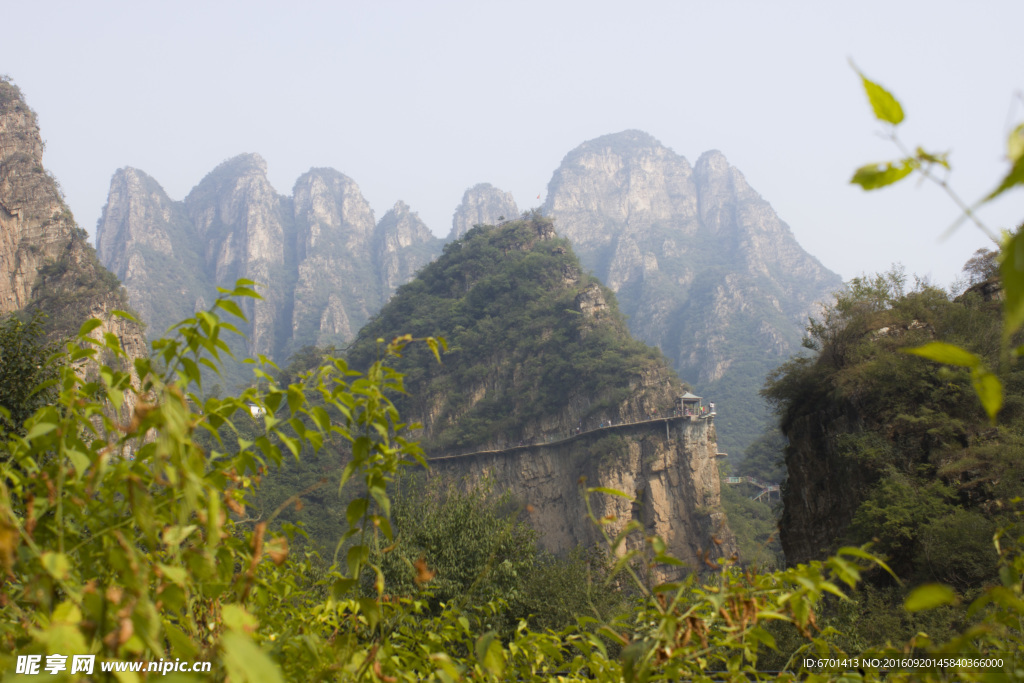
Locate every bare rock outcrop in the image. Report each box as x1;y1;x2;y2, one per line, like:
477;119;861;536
449;183;520;240
290;168;376;350
96;167;205;338
0;79;77;314
375;201;442;300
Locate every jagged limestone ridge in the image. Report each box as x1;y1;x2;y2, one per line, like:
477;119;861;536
543;130;841;455
96;156;445;373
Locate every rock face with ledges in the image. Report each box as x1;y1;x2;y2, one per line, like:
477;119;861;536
96;167;206;339
432;416;730;582
544;131;841;455
290;168;376;350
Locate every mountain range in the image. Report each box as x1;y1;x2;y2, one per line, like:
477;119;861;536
95;131;840;455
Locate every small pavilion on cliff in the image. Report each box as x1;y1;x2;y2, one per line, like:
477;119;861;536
678;392;703;416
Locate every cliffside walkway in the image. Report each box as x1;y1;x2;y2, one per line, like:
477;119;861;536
428;411;715;463
724;476;780;502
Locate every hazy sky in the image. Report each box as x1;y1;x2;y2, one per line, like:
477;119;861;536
2;2;1021;288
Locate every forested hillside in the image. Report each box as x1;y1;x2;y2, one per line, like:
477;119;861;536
347;213;684;452
750;253;1024;654
767;259;1023;583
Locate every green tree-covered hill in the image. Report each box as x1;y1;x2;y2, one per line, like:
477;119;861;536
348;214;685;453
766;264;1024;589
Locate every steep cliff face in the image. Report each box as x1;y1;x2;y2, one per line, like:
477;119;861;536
432;417;730;578
0;80;78;314
374;201;442;300
290;168;375;350
778;406;875;566
544;131;841;454
184;154;295;360
0;77;148;427
95;167;207;338
449;183;520;240
349;216;734;565
96;158;444;369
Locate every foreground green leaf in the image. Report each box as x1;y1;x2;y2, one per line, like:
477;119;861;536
850;160;915;190
1001;229;1024;339
857;69;905;125
902;341;981;368
905;583;957;612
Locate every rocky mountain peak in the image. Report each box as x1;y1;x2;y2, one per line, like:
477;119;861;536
544;130;840;455
544;130;699;269
694;149;729;175
96;167;176;269
0;81;45;165
211;152;268;179
375;200;441;300
377;201;432;244
184;153;277;236
293;167;375;257
96;165;202;339
569;129;663;157
449;183;519;240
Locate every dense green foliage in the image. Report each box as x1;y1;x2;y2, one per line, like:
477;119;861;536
348;215;679;451
718;474;783;572
733;427;787;483
765;265;1024;585
376;478;626;634
1;285;1023;681
0;311;61;435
